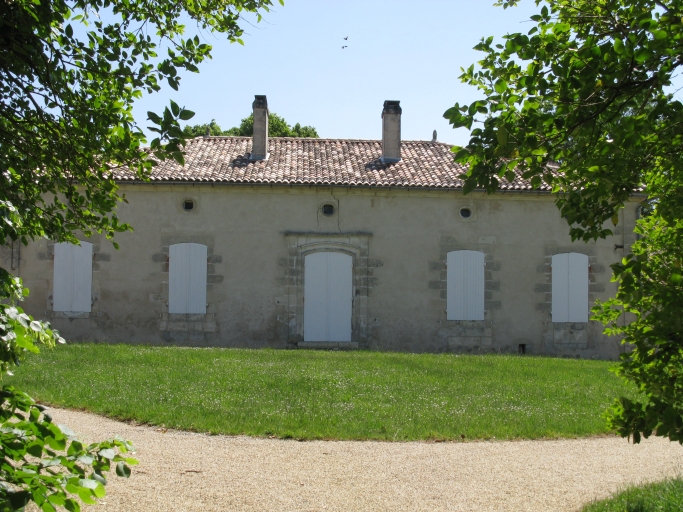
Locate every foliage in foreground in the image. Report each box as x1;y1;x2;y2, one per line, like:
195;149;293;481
594;216;683;443
2;0;282;507
183;113;319;138
0;278;137;511
444;0;683;443
0;387;136;512
10;346;635;441
582;478;683;512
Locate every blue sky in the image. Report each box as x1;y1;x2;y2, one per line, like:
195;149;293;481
134;1;543;146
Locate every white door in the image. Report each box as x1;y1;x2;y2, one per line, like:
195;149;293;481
304;252;353;342
53;241;93;312
552;252;589;322
169;243;207;314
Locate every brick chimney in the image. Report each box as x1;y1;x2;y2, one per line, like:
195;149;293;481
381;100;402;163
250;95;269;161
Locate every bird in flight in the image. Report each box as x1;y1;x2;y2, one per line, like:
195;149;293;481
342;45;347;49
344;36;348;40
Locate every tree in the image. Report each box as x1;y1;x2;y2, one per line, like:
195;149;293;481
444;0;683;443
183;113;319;138
182;120;228;138
1;0;281;507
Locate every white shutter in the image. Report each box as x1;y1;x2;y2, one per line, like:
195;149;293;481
53;243;73;312
53;242;92;312
552;252;589;322
326;252;353;342
169;244;188;314
447;250;485;321
169;243;207;314
304;252;353;342
552;253;570;322
187;243;207;314
71;242;93;312
568;253;589;322
304;252;329;341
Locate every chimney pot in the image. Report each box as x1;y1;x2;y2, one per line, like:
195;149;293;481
250;95;269;160
381;100;402;163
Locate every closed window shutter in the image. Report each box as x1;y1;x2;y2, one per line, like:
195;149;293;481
187;244;208;314
71;242;93;312
169;243;207;314
53;242;92;312
53;243;73;312
552;252;589;322
169;244;188;314
447;250;485;321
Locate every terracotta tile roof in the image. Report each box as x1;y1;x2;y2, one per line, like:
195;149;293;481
113;137;549;191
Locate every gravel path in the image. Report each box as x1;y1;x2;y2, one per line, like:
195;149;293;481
39;408;683;511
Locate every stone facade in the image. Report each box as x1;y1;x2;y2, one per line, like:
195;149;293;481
5;184;640;358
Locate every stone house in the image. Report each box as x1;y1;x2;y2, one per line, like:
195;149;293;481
3;96;640;358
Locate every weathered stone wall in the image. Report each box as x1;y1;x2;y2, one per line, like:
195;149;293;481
11;184;640;358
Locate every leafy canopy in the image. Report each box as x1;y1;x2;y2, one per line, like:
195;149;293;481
183;114;319;138
445;0;683;443
1;0;281;248
1;0;281;507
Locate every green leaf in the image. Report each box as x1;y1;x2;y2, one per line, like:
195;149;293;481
47;436;67;451
496;127;508;146
8;491;30;509
64;499;81;512
179;110;195;121
147;112;162;124
26;441;44;458
116;461;131;478
634;48;649;63
77;488;97;505
91;472;107;486
494;79;507;94
613;38;624;54
40;501;57;512
93;483;106;499
98;448;116;459
58;424;75;437
47;493;66;506
79;479;99;490
77;454;94;465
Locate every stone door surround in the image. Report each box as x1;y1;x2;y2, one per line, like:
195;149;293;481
284;232;372;349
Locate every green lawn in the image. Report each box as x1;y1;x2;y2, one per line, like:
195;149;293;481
582;478;683;512
9;345;635;441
